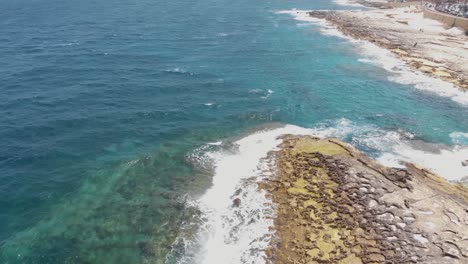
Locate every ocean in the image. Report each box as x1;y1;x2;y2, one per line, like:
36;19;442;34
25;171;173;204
0;0;467;263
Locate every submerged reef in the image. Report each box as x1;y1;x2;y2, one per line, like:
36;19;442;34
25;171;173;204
261;136;468;263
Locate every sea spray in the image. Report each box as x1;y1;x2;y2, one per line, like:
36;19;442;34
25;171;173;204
377;145;468;181
171;120;468;263
173;125;311;264
450;132;468;145
333;0;365;8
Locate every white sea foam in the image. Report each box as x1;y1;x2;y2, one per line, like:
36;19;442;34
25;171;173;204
450;131;468;145
172;119;468;263
174;125;313;264
317;119;468;181
276;10;351;39
334;0;365;8
207;141;222;146
277;10;468;106
378;145;468;181
296;22;313;27
55;42;80;47
356;42;468;106
248;88;263;94
164;67;194;75
248;88;274;99
261;89;274;99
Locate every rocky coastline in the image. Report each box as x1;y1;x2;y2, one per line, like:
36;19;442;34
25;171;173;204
308;5;468;91
261;136;468;263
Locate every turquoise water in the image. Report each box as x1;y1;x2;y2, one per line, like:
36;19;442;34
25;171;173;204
1;0;467;263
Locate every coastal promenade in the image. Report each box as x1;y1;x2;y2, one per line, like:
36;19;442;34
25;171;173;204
423;7;468;30
364;1;468;30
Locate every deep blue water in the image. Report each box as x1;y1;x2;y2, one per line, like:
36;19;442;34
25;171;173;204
1;0;467;263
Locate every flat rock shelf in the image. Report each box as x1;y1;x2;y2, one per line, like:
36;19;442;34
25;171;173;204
308;8;468;91
261;136;468;264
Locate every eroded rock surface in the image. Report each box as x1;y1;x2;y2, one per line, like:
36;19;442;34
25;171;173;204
262;136;468;263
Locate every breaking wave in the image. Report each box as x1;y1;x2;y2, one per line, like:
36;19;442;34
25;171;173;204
169;119;467;263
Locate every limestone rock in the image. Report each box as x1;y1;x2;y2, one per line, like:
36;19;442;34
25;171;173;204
262;136;468;264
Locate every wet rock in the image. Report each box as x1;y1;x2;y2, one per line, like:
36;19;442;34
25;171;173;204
232;198;241;207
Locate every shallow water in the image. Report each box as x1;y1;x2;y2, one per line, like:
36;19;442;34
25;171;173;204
0;0;467;263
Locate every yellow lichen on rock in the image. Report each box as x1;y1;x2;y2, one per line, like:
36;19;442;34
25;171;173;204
265;137;367;263
418;65;433;73
433;70;451;77
263;136;468;264
293;137;349;156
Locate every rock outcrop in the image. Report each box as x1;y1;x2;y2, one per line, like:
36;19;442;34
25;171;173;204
262;136;468;263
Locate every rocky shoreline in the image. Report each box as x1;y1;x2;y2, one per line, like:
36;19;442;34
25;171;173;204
261;136;468;263
308;6;468;90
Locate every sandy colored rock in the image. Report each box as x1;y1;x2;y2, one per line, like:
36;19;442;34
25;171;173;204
434;70;452;77
418;65;434;73
262;136;468;264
